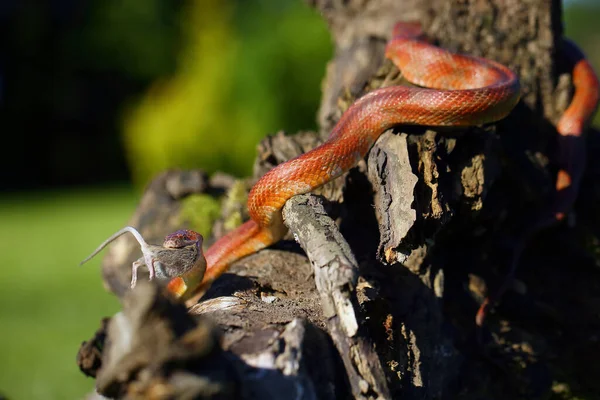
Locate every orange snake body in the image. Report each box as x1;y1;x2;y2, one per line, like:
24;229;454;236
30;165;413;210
554;39;599;220
167;23;598;301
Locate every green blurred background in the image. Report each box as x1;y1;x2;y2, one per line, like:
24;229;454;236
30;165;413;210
0;0;597;398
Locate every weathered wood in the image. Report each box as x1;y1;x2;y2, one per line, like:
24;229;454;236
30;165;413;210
79;280;348;399
282;194;390;399
367;132;419;264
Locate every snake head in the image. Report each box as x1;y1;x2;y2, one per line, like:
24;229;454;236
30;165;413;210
128;229;207;299
163;229;203;250
159;230;208;300
391;21;423;39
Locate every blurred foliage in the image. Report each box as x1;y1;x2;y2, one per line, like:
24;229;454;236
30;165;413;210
77;0;180;80
0;0;183;190
122;0;332;186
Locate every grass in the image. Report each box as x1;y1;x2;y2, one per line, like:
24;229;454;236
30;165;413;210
0;186;138;399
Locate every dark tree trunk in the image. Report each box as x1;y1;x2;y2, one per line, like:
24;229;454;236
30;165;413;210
77;0;600;399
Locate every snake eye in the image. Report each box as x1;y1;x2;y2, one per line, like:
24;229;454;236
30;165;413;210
163;230;203;248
